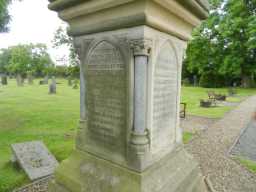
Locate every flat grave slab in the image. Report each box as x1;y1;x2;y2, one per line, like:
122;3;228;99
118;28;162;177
11;141;59;181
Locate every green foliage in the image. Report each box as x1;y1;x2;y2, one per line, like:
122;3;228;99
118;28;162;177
0;0;11;32
53;26;80;78
183;132;193;144
0;44;54;77
184;0;256;88
237;157;256;173
0;48;11;73
0;79;79;191
8;45;31;75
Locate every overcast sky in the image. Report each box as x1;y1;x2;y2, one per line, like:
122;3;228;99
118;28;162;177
0;0;69;65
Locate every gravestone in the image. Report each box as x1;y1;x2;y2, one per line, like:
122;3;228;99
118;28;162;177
67;76;73;86
27;73;34;85
43;76;49;84
1;74;7;85
49;77;56;94
72;79;79;89
11;141;59;181
48;1;209;192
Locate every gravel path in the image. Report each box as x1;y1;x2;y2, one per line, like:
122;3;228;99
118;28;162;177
185;95;256;192
181;115;218;133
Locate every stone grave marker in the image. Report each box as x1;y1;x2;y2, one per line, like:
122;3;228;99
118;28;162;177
49;77;56;94
48;1;209;192
11;141;59;181
1;74;7;85
27;73;34;85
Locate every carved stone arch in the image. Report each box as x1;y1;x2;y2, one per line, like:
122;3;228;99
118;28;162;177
82;38;130;165
151;40;179;154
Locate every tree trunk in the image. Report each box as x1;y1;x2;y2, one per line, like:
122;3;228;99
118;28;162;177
241;74;254;88
16;74;23;87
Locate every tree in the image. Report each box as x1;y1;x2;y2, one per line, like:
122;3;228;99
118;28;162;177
8;44;31;76
0;0;11;32
0;48;11;74
30;43;54;77
184;0;256;88
53;26;80;78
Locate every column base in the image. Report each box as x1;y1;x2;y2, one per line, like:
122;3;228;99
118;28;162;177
49;148;207;192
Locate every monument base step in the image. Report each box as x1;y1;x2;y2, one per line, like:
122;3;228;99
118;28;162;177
49;147;207;192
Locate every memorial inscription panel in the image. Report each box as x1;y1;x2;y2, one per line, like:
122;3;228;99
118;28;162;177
86;41;127;157
152;42;178;153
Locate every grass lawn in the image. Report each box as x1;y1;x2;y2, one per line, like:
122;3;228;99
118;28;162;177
0;80;256;191
237;157;256;174
0;79;79;192
181;86;256;118
183;132;194;144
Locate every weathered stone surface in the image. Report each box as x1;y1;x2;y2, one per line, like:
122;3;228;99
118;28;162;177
49;77;57;94
11;141;59;180
48;0;209;191
152;42;178;154
48;148;207;192
84;40;127;162
27;73;34;85
48;0;209;41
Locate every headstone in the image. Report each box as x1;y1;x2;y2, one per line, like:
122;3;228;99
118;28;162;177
48;1;209;192
72;79;79;89
1;74;7;85
16;74;23;86
67;76;73;86
49;77;56;94
27;73;34;85
43;76;49;85
193;75;198;86
11;141;59;181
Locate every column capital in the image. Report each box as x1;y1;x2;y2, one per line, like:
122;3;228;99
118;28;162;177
129;39;152;56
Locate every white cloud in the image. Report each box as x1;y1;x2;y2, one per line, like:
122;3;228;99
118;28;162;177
0;0;69;65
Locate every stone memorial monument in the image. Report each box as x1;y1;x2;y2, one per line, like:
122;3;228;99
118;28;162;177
48;1;209;192
11;141;59;181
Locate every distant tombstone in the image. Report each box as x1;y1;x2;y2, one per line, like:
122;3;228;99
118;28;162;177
16;74;23;86
43;76;49;84
27;73;34;85
1;75;7;85
72;79;79;89
11;141;59;180
67;76;72;86
193;75;198;87
49;77;56;94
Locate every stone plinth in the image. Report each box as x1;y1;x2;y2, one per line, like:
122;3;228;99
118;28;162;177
48;1;209;192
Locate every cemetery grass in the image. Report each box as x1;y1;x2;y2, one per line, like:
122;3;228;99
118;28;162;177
181;86;256;118
237;157;256;173
0;79;79;192
0;81;256;191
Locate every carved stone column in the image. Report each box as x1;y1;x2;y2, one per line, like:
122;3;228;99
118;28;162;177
129;39;152;170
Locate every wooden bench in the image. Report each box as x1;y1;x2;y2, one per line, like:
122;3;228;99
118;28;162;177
207;91;217;106
180;102;187;119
